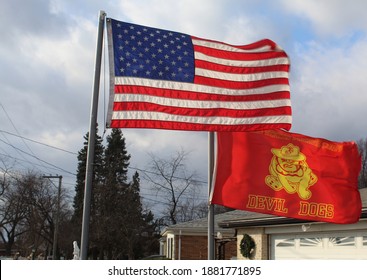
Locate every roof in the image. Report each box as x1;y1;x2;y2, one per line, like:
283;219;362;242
161;211;246;236
161;188;367;234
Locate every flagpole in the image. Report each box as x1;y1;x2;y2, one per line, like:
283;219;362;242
208;131;215;260
80;10;106;260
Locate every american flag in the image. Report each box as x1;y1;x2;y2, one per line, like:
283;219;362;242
106;18;291;131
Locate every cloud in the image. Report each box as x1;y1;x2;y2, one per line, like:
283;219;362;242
123;130;208;180
280;0;367;36
290;37;367;141
1;0;367;201
0;11;98;133
0;0;70;44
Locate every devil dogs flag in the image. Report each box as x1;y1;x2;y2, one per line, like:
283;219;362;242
211;129;362;224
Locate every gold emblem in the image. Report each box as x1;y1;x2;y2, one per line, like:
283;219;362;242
265;143;317;200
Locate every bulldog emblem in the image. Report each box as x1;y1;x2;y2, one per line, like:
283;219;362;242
265;143;317;200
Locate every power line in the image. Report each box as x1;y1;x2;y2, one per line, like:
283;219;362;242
0;138;76;176
0;152;72;174
0;103;54;174
128;166;208;185
0;143;31;171
0;130;36;170
0;129;77;155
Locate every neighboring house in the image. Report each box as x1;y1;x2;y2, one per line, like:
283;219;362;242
160;211;242;260
160;188;367;260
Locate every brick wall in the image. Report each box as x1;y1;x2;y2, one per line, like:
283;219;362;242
173;235;237;260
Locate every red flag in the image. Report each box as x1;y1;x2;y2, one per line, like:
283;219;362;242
106;18;291;131
211;129;362;224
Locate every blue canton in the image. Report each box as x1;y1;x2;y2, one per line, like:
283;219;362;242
111;19;195;83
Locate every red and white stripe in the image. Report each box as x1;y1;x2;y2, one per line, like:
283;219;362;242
108;37;291;131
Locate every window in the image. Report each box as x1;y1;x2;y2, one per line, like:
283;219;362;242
276;239;295;247
300;238;323;247
363;236;367;247
167;236;174;259
328;236;355;247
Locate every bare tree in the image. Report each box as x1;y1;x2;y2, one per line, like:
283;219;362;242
144;149;205;225
0;170;72;258
0;173;29;256
0;158;14;198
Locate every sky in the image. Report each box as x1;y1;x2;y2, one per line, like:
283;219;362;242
1;0;367;215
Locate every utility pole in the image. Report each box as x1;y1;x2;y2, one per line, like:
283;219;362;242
43;175;62;260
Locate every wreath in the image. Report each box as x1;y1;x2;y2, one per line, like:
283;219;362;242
239;234;255;258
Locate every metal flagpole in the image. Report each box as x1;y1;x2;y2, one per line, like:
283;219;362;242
80;10;106;260
208;131;215;259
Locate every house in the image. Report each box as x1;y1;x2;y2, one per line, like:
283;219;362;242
219;188;367;260
160;211;242;260
160;188;367;260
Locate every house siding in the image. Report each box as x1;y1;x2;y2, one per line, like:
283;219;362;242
237;228;268;260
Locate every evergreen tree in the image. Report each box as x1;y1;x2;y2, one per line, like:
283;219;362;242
96;128;131;259
101;129;158;259
104;128;131;185
123;171;146;259
72;126;104;250
72;128;159;259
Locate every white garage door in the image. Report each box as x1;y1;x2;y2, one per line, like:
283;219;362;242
271;231;367;259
